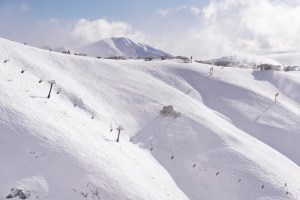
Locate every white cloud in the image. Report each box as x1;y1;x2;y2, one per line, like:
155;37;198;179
201;0;300;53
156;6;202;17
239;0;300;52
189;6;201;16
2;0;300;60
156;9;170;17
0;1;29;15
154;0;300;59
49;18;58;23
70;18;147;46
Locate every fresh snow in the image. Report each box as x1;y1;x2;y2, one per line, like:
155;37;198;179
0;37;300;200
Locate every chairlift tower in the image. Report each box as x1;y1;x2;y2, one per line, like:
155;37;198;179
47;80;56;99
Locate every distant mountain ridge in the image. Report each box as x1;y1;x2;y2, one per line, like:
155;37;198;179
197;55;282;69
76;37;172;58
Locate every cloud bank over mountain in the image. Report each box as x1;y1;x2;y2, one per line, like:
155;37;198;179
151;0;300;59
1;0;300;59
70;19;146;47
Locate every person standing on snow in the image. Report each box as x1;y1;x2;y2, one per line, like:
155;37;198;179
275;93;279;102
209;67;214;75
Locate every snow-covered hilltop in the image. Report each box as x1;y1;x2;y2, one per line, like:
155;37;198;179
263;51;300;68
76;37;172;58
1;37;300;200
197;55;282;69
197;54;300;71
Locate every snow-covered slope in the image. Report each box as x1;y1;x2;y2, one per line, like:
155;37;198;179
76;37;171;58
0;38;300;200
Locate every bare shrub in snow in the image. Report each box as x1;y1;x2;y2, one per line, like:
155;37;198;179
161;55;174;60
3;58;10;63
257;64;281;71
105;56;126;60
284;66;300;71
74;52;87;56
6;188;30;199
214;60;231;67
62;50;71;55
160;105;181;118
176;56;190;63
145;57;153;61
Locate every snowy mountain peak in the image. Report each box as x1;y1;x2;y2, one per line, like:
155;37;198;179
77;37;172;58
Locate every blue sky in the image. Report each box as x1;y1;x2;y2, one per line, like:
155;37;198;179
0;0;209;52
0;0;209;21
1;0;300;59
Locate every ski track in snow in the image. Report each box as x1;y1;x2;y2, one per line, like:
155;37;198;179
0;38;300;200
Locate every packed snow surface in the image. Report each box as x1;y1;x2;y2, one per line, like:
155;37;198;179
0;37;300;200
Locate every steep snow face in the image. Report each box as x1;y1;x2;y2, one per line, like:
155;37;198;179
0;37;300;200
77;37;171;58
